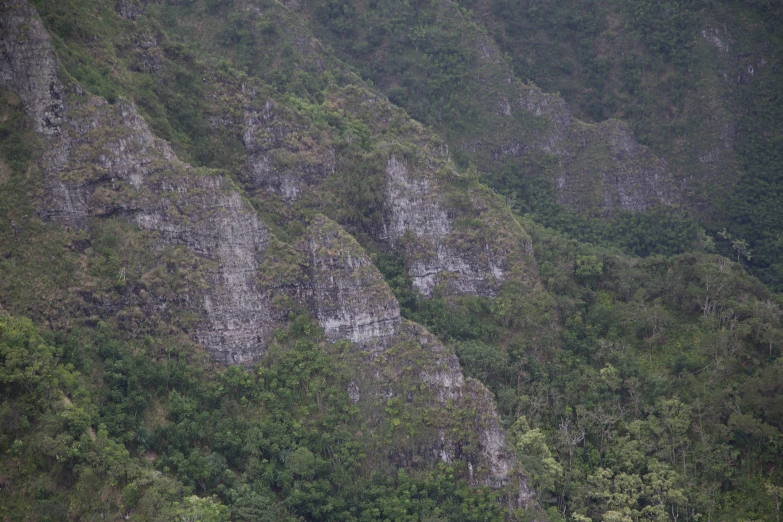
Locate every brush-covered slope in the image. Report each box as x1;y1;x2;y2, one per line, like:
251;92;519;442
296;0;679;216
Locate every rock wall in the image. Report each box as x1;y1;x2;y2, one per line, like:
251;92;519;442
344;319;535;506
216;79;540;301
302;215;400;351
0;1;275;364
240;95;336;202
0;0;65;135
383;155;516;296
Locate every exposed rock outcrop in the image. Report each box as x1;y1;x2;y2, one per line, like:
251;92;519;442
0;2;275;364
403;322;520;491
116;0;143;20
343;319;535;506
0;0;65;135
240;96;336;201
382;154;530;297
302;215;400;350
550;118;677;213
0;0;539;509
491;82;678;215
218;80;540;301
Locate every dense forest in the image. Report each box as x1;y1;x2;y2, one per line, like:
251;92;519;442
1;0;782;521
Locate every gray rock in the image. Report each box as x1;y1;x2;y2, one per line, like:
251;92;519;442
0;0;65;135
302;215;401;351
240;97;335;201
116;0;143;20
381;155;524;297
1;2;275;363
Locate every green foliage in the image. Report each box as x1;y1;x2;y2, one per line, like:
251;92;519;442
5;1;783;520
316;0;356;36
510;417;563;499
410;295;501;342
488;161;703;258
721;63;783;290
478;0;783;290
0;314;506;521
575;255;603;288
0;315;78;410
174;495;230;522
456;220;783;520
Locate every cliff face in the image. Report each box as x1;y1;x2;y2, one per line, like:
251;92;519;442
209;75;539;301
475;58;679;215
240;95;337;202
0;0;64;135
383;154;530;297
342;317;534;504
0;0;539;355
295;218;532;499
0;0;275;364
302;215;401;350
0;0;537;505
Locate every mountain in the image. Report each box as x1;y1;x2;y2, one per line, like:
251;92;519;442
0;0;781;521
298;0;783;290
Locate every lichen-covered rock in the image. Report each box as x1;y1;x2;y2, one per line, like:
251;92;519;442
130;30;165;75
400;322;517;489
302;215;400;350
131;176;274;365
255;213;535;501
382;154;536;297
0;1;275;364
0;0;65;135
294;0;682;216
482;28;680;216
213;77;541;301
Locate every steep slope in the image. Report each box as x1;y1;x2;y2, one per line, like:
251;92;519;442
0;0;540;514
463;0;783;289
299;0;783;289
1;0;541;354
210;77;540;299
2;0;277;364
297;0;680;215
2;1;782;521
297;215;533;501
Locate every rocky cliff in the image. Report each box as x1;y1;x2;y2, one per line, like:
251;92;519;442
301;215;401;350
1;0;279;364
0;0;64;135
0;0;538;507
207;73;540;301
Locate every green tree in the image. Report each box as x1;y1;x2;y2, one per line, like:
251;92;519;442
175;495;230;522
511;416;563;498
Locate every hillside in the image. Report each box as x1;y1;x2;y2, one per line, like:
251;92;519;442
0;0;782;521
299;0;783;291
